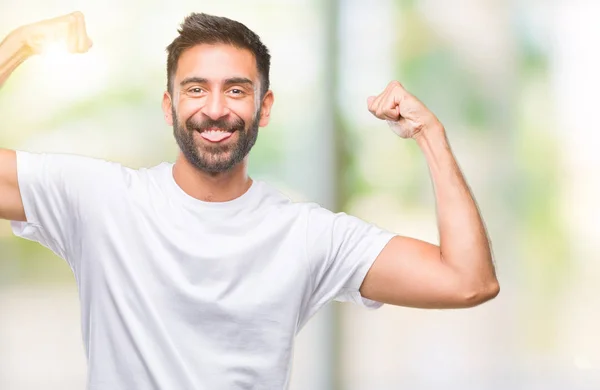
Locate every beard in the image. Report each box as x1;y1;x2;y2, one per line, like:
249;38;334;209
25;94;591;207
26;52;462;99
172;108;260;174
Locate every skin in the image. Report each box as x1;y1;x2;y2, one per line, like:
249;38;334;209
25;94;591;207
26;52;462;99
0;11;499;310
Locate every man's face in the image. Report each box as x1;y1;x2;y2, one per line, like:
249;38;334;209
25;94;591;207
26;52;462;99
163;44;273;174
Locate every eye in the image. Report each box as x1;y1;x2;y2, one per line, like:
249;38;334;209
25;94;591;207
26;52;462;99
188;87;204;94
228;88;244;96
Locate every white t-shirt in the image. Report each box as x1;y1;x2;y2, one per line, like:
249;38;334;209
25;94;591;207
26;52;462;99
10;151;396;390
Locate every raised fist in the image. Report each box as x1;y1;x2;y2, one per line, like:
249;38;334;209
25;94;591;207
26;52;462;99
367;81;442;139
17;11;93;55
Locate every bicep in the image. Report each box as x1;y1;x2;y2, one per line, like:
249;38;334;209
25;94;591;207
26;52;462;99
0;148;26;221
360;235;472;309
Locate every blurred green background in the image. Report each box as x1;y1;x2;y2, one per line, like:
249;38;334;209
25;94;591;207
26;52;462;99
1;0;599;389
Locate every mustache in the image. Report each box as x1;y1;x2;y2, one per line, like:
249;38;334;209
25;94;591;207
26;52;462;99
186;116;246;133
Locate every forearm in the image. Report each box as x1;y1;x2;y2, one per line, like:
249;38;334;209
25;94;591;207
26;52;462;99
415;125;497;290
0;29;31;88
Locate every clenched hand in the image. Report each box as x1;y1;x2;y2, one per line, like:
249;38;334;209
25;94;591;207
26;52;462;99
18;11;93;55
367;81;443;139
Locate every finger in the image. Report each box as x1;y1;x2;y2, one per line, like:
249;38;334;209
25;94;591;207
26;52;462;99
368;81;393;113
67;13;78;52
75;12;87;52
374;89;395;119
369;94;385;118
382;106;400;121
80;17;93;51
367;95;383;116
376;82;400;116
367;96;376;110
385;92;403;121
374;95;385;118
386;87;409;120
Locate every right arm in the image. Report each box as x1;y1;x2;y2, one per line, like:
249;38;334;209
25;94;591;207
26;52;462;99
0;149;24;221
0;30;30;221
0;12;92;222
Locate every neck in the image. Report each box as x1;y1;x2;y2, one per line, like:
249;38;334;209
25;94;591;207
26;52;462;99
172;153;252;202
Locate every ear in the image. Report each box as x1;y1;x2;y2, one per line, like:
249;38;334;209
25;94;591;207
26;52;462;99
258;90;275;128
162;91;174;126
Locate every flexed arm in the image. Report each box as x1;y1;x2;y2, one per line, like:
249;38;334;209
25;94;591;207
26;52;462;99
0;11;92;221
360;81;499;309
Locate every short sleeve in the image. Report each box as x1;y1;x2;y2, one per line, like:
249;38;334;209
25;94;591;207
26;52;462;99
10;151;121;268
304;205;396;315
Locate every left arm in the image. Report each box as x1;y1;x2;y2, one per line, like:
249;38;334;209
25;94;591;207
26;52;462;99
359;81;499;309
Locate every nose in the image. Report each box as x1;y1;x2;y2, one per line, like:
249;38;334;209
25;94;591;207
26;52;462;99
200;93;231;121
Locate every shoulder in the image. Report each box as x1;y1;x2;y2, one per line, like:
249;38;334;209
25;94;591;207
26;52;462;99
27;152;172;200
254;180;329;216
14;151;130;191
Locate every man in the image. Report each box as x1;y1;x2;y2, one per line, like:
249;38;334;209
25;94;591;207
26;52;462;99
0;11;499;390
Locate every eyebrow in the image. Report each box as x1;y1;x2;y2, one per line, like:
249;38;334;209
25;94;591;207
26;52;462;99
179;77;254;88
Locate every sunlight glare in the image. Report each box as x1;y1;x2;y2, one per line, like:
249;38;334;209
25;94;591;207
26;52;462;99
40;41;70;64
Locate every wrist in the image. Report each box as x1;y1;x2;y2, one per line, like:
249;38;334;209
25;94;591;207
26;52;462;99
3;26;36;60
413;124;453;175
8;27;35;58
413;123;447;147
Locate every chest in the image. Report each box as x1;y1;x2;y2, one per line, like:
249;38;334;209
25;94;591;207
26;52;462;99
79;196;312;330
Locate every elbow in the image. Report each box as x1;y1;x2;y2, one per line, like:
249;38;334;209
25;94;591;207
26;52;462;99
461;279;500;307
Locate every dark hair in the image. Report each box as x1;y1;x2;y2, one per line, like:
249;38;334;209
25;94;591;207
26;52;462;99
166;13;271;98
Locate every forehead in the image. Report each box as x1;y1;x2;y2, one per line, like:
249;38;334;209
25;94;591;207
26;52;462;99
175;44;258;84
